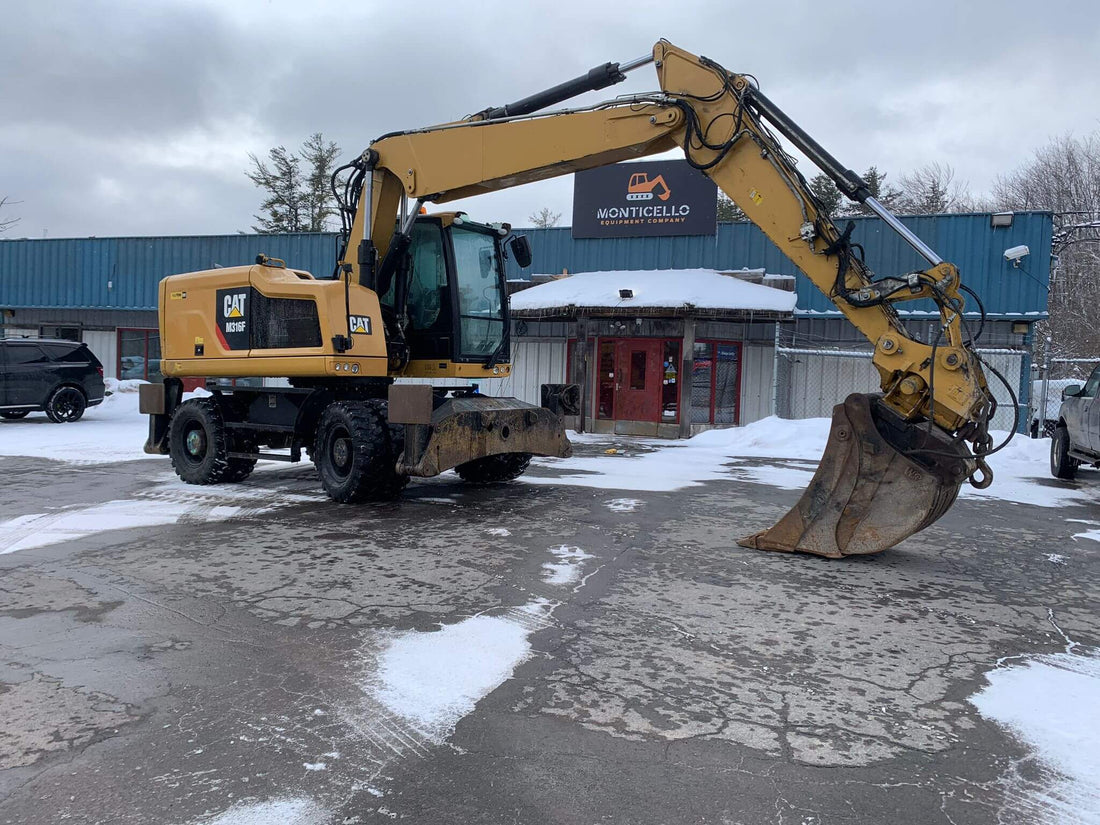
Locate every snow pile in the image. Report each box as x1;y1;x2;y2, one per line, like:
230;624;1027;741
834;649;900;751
962;431;1093;507
971;648;1100;822
509;269;797;313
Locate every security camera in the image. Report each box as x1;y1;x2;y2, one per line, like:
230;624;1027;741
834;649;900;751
1004;245;1030;264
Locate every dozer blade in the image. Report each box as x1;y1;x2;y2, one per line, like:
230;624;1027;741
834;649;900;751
738;393;974;559
395;393;572;478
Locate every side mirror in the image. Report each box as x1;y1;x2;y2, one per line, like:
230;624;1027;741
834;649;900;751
1063;384;1082;400
509;235;533;269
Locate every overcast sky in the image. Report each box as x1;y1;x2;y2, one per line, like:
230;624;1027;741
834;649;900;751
2;0;1097;240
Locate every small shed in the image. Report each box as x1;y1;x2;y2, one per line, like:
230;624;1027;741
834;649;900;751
508;268;796;437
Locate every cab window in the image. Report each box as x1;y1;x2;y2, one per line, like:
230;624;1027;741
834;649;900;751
1082;366;1100;398
451;226;504;359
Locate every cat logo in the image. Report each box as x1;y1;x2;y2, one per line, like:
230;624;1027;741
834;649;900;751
224;293;247;318
216;287;250;350
349;315;372;335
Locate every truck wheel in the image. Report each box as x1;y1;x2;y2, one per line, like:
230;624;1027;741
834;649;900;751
314;400;407;502
46;386;87;423
168;398;235;484
1051;425;1079;480
455;453;532;484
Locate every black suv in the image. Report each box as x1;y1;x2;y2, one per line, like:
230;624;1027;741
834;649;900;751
1050;363;1100;479
0;339;106;423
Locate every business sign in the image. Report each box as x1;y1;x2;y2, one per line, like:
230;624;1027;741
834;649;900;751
572;160;717;239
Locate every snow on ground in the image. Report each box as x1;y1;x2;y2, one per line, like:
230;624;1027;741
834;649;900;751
1;386;1088;515
604;498;643;512
197;797;328;825
0;478;321;556
527;418;1092;508
0;379;209;465
542;545;594;585
971;626;1100;824
366;600;554;744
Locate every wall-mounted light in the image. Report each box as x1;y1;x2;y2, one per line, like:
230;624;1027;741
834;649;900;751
991;212;1014;228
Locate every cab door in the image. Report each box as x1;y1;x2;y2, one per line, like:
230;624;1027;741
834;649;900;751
3;341;52;406
1081;365;1100;452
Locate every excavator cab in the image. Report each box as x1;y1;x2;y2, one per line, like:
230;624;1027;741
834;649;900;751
380;214;511;370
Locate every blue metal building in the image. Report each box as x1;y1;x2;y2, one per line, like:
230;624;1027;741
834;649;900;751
0;211;1051;430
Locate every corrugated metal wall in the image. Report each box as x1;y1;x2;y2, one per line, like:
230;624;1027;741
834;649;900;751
1;212;1050;317
82;330;118;379
505;212;1052;317
1;234;340;310
739;343;775;425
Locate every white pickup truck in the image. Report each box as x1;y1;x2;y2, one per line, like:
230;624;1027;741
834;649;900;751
1050;363;1100;479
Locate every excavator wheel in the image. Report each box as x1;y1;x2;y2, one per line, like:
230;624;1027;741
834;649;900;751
455;452;532;484
314;400;408;503
168;398;240;485
738;394;974;558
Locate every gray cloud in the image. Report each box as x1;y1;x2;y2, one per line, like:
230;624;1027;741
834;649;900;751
2;0;1097;240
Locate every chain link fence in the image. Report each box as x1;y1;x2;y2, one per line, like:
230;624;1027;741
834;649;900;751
774;346;1027;433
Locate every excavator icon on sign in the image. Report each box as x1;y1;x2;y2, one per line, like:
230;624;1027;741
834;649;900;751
626;172;671;201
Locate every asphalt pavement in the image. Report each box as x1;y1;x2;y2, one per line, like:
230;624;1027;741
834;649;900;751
1;443;1098;824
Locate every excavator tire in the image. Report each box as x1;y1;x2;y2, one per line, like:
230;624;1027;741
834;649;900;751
168;398;242;485
222;434;258;483
314;400;407;502
455;452;532;484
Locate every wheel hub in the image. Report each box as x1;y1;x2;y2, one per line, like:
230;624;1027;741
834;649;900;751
331;436;351;472
185;428;207;457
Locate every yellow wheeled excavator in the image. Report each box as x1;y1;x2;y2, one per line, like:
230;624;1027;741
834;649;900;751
143;39;1003;558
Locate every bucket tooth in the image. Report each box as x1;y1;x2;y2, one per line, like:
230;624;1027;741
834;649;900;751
738;394;973;558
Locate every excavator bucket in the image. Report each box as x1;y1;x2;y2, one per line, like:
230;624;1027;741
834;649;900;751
738;394;975;558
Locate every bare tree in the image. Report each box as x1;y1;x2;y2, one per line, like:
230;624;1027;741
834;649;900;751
528;207;561;228
994;132;1100;360
0;196;20;233
897;162;988;214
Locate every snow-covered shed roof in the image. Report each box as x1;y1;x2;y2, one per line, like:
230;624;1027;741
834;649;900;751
509;268;797;316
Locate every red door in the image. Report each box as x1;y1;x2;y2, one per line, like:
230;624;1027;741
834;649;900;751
614;339;663;422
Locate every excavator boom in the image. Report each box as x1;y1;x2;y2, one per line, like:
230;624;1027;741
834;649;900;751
335;40;997;557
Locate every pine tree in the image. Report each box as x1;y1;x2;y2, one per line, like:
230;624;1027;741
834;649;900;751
247;146;305;233
716;193;747;222
300;133;341;232
246;134;342;233
809;173;842;218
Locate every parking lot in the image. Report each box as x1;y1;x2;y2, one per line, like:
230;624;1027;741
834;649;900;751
2;409;1099;824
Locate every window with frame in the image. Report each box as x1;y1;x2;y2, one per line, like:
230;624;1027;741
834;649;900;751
118;328;162;381
691;340;741;425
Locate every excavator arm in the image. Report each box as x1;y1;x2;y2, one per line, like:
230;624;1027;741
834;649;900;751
336;40;998;558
